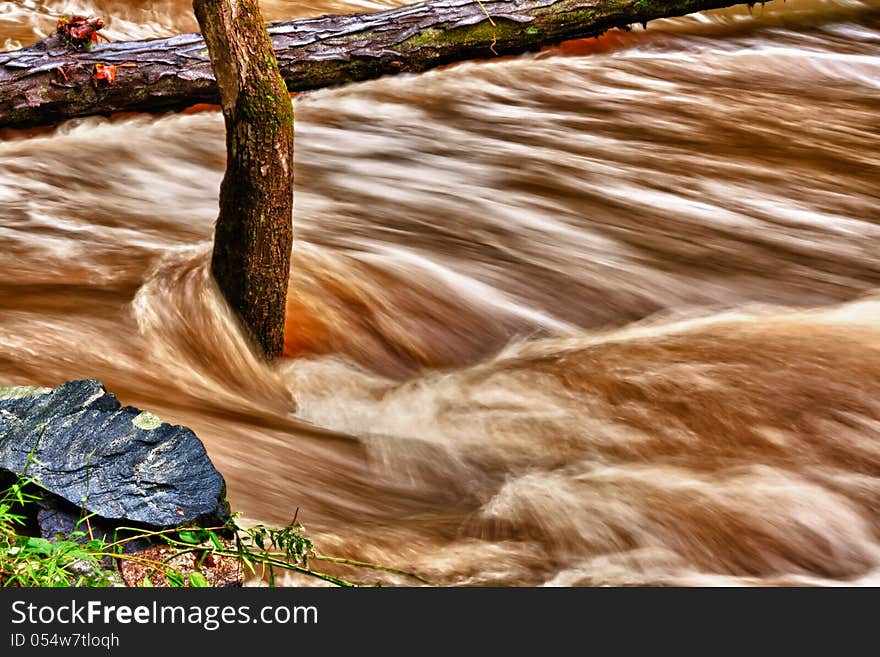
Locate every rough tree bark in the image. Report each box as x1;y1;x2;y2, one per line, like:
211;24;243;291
193;0;294;359
0;0;761;128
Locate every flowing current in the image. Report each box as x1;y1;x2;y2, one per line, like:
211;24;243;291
1;0;879;586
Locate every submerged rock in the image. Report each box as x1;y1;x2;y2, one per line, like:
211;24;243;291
0;379;228;529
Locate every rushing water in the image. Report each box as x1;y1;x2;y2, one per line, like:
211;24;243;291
1;0;879;585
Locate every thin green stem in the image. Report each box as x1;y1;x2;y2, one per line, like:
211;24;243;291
313;555;434;585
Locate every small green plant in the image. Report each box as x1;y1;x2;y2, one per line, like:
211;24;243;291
0;477;115;586
0;474;430;588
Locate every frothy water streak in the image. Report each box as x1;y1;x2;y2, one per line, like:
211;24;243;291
1;0;879;585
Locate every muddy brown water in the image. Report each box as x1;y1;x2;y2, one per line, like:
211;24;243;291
1;0;879;585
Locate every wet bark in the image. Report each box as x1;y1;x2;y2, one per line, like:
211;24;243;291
194;0;294;359
1;0;759;128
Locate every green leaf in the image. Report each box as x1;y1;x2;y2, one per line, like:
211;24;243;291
252;527;266;550
189;572;210;588
178;529;202;545
140;575;154;587
23;537;54;555
239;554;256;577
166;573;184;588
207;531;223;551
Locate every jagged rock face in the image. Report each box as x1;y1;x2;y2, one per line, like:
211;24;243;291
0;380;228;528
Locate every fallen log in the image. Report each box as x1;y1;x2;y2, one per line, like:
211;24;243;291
0;0;756;128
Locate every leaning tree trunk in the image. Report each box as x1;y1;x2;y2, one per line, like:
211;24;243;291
193;0;294;359
0;0;764;128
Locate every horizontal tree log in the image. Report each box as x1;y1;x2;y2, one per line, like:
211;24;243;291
0;0;757;128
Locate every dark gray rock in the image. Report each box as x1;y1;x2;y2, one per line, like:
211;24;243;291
0;380;228;529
